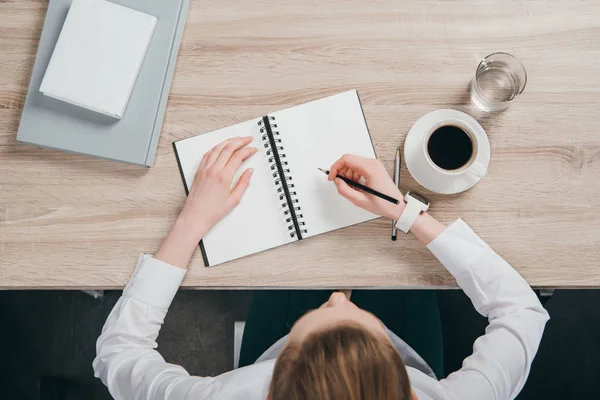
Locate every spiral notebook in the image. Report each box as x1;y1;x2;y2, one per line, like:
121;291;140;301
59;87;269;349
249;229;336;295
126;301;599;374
173;90;378;266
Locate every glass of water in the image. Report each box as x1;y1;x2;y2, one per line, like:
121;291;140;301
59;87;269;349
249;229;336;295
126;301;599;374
470;52;527;112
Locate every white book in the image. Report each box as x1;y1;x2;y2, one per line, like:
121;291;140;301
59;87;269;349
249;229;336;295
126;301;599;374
173;90;379;266
39;0;157;119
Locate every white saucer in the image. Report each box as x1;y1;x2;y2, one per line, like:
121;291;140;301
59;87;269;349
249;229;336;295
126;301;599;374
404;109;490;195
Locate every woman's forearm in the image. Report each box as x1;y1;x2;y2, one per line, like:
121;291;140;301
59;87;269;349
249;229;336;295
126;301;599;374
156;208;445;269
410;212;446;245
154;211;208;269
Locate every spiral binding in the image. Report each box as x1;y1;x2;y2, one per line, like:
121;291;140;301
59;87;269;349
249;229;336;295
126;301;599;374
258;116;307;239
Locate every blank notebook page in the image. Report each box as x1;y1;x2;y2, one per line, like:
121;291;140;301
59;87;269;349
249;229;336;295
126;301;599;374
173;119;294;266
272;90;378;238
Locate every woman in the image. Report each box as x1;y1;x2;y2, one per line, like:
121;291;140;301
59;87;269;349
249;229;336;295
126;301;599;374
93;136;549;400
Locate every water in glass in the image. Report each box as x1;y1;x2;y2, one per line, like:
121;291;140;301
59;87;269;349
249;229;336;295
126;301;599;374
470;53;526;112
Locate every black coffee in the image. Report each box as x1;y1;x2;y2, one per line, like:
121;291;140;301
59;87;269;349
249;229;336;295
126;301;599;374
427;125;474;170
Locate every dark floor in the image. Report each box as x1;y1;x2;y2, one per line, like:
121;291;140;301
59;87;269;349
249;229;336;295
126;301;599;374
0;289;599;399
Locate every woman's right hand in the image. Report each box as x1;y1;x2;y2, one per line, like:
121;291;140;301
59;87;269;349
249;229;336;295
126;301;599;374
328;155;405;220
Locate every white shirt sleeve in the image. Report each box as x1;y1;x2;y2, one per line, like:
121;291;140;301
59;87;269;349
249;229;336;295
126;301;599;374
428;219;550;400
93;254;221;399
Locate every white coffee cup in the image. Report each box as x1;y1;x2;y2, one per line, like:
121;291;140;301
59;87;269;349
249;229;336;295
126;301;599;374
404;109;490;194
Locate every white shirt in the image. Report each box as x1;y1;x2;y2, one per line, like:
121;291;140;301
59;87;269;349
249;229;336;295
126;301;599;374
93;219;549;400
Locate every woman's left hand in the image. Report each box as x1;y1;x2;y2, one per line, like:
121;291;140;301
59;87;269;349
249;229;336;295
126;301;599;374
180;136;258;239
156;136;257;269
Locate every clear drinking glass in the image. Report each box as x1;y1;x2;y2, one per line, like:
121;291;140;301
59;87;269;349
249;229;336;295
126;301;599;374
470;52;527;112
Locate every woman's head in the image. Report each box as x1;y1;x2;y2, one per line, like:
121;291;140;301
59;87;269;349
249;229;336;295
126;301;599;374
269;292;414;400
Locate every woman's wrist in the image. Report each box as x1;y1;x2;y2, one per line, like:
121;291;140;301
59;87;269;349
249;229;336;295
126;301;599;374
385;201;406;221
386;193;445;244
155;214;207;269
174;213;208;243
178;206;213;241
409;212;446;245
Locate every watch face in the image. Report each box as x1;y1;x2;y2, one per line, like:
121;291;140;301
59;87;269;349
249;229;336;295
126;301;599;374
407;191;430;206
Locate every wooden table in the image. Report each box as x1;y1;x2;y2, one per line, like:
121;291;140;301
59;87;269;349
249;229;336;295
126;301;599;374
1;0;599;289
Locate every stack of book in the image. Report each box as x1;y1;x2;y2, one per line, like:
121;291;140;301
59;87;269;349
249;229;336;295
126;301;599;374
17;0;190;167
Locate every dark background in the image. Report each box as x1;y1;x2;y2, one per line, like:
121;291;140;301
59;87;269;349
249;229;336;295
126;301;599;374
0;289;598;399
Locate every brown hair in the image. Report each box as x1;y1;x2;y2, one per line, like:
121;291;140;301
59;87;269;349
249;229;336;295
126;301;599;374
269;323;411;400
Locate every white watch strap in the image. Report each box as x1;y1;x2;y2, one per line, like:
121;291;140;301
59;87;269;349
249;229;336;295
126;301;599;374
395;199;422;233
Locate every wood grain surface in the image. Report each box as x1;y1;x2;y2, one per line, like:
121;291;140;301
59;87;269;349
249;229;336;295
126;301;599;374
1;0;599;289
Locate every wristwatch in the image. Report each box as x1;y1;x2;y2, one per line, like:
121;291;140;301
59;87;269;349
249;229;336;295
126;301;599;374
395;191;430;234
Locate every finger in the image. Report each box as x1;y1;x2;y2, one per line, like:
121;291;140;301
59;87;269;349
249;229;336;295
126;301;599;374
343;168;355;180
214;136;254;169
328;157;347;180
335;177;368;206
338;166;348;178
328;158;345;180
329;154;372;181
353;171;361;182
203;138;236;167
229;168;254;207
223;147;258;179
199;150;211;169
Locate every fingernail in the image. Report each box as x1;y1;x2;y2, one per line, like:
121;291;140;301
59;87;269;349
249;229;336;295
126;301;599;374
334;178;340;183
249;168;254;174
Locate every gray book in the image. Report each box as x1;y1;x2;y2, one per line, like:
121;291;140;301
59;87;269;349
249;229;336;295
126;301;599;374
17;0;189;167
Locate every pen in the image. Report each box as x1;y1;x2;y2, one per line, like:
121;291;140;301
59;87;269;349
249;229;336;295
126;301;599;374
392;148;400;241
318;168;400;205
